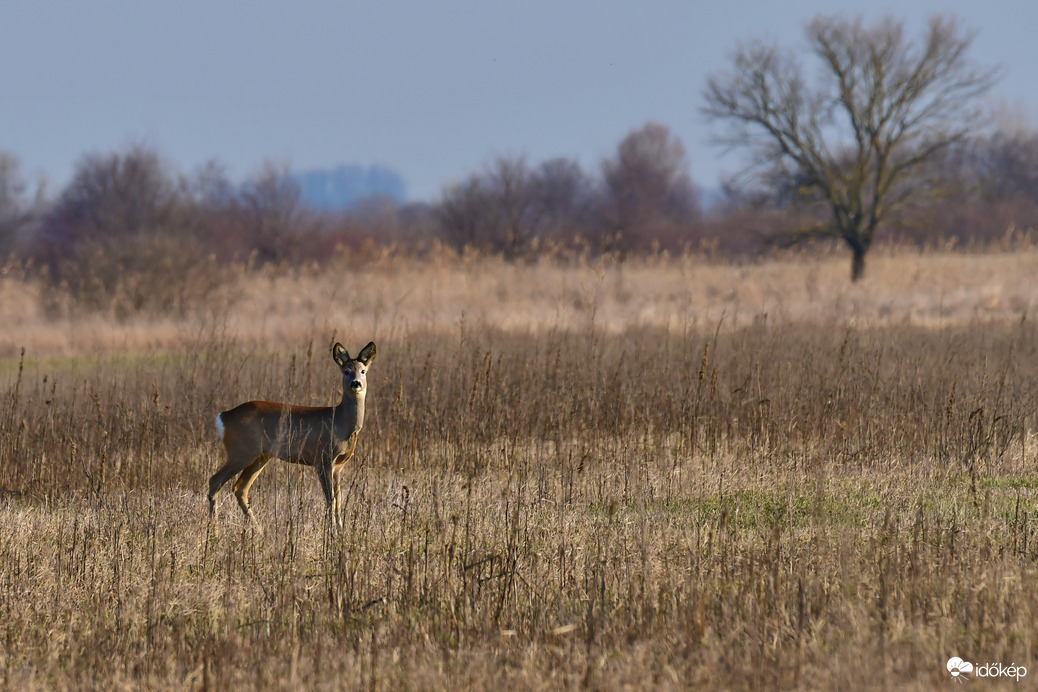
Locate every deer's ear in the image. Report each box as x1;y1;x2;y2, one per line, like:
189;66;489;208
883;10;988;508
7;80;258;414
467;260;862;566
357;342;376;365
332;342;350;366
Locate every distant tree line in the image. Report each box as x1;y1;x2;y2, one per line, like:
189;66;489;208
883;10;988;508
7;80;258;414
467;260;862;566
0;122;711;278
1;117;1037;316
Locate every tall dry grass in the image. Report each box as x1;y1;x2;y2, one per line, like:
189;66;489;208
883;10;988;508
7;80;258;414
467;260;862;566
2;245;1037;357
0;248;1037;689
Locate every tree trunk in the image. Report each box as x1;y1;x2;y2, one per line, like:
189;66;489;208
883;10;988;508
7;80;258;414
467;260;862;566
845;235;867;282
850;248;866;281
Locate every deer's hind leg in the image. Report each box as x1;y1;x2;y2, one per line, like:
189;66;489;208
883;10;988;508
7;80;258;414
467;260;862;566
233;456;271;528
209;447;259;519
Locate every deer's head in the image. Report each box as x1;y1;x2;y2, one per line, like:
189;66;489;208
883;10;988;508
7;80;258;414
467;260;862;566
332;341;376;397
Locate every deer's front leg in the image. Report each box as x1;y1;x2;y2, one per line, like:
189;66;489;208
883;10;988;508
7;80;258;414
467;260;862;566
316;460;337;527
331;465;345;528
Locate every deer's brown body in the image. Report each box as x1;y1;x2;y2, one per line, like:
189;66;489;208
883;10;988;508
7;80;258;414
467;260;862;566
207;341;376;529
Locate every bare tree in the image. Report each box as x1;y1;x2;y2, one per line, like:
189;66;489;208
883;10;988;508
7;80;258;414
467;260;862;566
239;160;305;264
601;123;699;253
35;144;220;316
37;143;180;258
437;155;545;256
703;14;999;280
979;131;1038;202
530;157;597;245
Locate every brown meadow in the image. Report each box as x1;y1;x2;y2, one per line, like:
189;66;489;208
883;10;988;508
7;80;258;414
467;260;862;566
1;248;1037;689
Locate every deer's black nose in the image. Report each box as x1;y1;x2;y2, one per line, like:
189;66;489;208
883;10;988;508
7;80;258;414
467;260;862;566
350;380;363;391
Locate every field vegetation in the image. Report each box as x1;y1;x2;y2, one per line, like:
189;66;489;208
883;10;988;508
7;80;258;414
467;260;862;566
3;10;1038;688
1;248;1037;689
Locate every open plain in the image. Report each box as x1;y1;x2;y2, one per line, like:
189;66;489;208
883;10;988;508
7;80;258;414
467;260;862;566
1;247;1037;689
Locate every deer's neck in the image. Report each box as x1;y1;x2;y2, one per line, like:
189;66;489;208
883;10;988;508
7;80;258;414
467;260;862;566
333;392;365;438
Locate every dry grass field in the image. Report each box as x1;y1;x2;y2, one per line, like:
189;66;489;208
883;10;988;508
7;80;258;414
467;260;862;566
1;248;1038;689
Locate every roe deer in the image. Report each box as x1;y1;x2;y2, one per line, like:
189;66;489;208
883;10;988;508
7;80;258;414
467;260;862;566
208;341;376;529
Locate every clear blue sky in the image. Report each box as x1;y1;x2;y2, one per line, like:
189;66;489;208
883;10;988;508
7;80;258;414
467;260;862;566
1;1;1034;201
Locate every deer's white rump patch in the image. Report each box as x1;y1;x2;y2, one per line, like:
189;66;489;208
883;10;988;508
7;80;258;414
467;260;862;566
215;414;225;442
